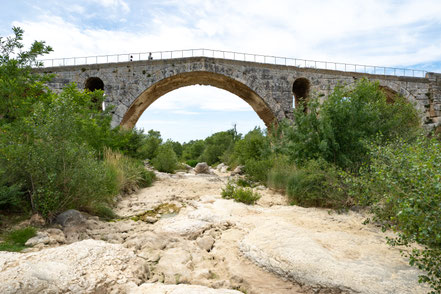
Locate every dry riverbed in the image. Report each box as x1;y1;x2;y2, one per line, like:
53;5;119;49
0;169;430;294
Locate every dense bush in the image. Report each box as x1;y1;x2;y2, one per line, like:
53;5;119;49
221;179;261;205
267;155;295;191
286;159;349;209
104;148;153;195
348;137;441;291
152;143;178;173
0;88;120;219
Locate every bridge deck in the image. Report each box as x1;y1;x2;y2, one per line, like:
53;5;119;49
36;48;429;78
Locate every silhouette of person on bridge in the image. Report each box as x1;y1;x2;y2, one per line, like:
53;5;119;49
148;52;153;60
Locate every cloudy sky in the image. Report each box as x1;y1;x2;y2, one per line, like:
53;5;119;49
2;0;441;142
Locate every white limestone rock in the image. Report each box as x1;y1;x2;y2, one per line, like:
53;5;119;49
127;282;242;294
240;221;430;294
0;239;148;294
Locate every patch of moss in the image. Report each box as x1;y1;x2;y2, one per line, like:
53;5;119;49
130;203;181;222
0;227;36;252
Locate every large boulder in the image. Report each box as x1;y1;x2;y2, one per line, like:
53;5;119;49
54;209;86;227
0;239;148;294
194;162;210;174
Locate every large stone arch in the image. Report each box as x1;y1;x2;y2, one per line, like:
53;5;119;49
120;71;276;129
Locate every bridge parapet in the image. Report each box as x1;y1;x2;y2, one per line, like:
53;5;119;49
37;48;427;78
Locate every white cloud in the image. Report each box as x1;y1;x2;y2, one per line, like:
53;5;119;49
90;0;130;13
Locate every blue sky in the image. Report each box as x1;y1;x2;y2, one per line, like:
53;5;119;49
2;0;441;142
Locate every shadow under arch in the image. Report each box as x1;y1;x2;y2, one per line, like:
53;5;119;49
120;71;276;129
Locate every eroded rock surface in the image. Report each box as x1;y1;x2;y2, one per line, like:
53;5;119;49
0;239;147;294
0;169;431;294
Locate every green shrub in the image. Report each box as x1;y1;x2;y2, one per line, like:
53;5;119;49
221;181;235;199
221;179;261;205
186;159;199;167
286;159;349;209
0;227;36;252
273;79;420;172
350;137;441;291
104;148;151;194
244;158;273;183
139;169;156;188
267;155;294;191
152;144;178;173
232;187;261;205
0;182;24;210
90;204;118;221
229;127;270;166
236;178;253;188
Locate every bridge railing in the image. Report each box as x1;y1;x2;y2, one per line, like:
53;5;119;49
37;48;427;78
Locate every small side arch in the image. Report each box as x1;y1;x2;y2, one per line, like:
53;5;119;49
120;71;277;129
85;77;104;92
292;77;311;110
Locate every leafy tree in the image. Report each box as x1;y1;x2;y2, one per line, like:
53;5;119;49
199;130;236;165
182;139;205;161
348;137;441;292
137;129;162;159
0;27;53;124
151;143;178;173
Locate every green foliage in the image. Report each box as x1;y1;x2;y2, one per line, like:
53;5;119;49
90;203;118;221
170;141;183;158
286;159;349;209
273;79;420;172
182;140;205;161
221;179;261;205
226;128;272;183
243;158;273;183
137;129;162;159
235;178;253;188
152;143;178;173
348;137;441;291
267;155;295;191
0;27;53;124
199;130;236;165
186;159;199;167
139;169;156;188
230;127;270;166
0;179;24;210
104;148;152;195
0;227;36;252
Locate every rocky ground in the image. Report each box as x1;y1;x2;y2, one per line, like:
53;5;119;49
0;168;431;294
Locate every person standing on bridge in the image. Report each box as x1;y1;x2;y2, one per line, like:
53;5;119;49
148;52;153;60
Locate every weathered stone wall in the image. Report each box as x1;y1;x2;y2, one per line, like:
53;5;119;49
35;57;441;130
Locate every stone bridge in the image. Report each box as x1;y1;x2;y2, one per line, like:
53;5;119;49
35;54;441;130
